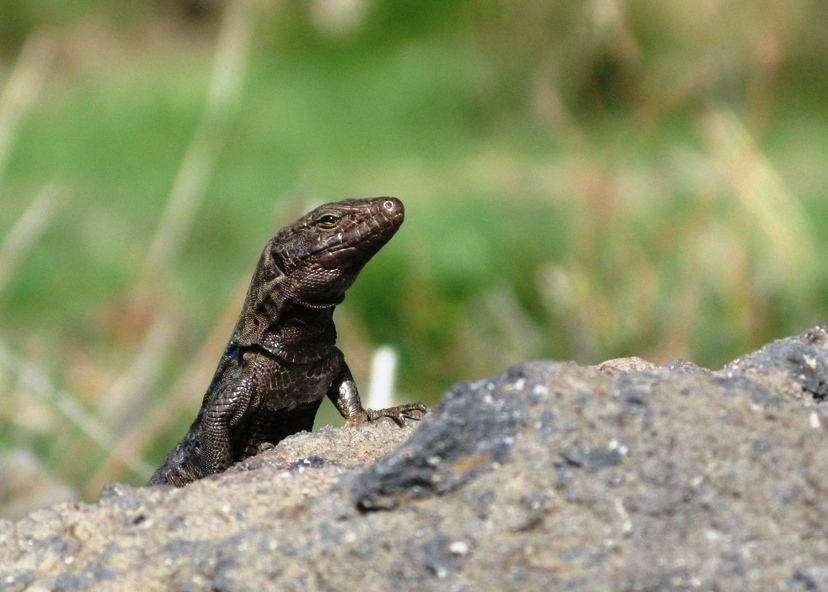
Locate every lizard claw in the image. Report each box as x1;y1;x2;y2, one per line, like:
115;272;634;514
365;403;427;426
256;442;275;454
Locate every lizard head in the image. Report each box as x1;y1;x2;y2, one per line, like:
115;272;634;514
258;196;405;309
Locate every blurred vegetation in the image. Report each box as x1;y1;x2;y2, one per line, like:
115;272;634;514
0;0;826;507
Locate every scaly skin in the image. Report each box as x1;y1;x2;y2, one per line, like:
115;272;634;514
148;197;425;487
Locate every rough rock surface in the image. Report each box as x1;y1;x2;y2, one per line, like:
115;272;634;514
3;327;828;591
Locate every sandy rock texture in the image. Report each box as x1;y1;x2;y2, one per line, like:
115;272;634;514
2;327;828;591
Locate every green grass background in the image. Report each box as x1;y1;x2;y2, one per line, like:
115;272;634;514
0;0;826;504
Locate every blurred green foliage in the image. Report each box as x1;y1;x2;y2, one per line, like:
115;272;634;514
0;0;826;500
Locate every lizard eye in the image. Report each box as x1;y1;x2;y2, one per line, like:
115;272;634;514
315;214;338;229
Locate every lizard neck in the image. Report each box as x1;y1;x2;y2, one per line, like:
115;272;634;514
257;302;338;364
275;280;345;310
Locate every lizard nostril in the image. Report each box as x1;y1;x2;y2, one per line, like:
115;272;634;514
381;197;403;217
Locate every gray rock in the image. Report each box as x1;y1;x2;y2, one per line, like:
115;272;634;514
2;327;828;591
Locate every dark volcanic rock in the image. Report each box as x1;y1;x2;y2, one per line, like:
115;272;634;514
723;325;828;400
353;362;537;510
2;327;828;591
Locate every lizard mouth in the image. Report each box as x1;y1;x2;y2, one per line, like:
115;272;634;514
309;213;403;258
282;196;405;271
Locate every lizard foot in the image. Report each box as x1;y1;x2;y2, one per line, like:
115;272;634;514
348;403;427;427
256;442;276;454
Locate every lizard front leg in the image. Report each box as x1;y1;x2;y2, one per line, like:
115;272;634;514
327;353;426;426
200;373;257;476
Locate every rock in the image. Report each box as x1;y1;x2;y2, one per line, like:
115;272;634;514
2;327;828;590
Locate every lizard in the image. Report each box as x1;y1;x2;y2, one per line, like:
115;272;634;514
148;196;426;487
